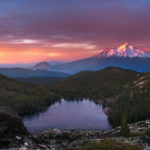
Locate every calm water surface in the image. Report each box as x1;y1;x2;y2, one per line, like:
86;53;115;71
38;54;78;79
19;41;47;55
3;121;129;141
22;99;112;133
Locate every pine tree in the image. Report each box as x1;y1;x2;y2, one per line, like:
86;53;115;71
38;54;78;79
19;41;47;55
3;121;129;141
120;114;130;137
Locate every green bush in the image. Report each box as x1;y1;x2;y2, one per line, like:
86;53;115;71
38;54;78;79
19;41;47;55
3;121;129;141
66;140;142;150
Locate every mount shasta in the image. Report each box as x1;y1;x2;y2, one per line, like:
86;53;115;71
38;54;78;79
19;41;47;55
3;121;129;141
50;43;150;73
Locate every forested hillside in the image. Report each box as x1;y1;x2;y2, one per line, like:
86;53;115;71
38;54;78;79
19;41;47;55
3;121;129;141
50;67;141;99
49;67;150;126
0;74;56;114
1;66;150;127
109;73;150;126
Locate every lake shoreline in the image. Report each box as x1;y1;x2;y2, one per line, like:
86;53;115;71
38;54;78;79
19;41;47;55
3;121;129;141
23;119;150;149
1;106;150;150
9;119;150;149
22;99;112;133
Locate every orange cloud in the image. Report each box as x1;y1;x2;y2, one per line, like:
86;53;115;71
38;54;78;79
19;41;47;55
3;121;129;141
0;42;98;64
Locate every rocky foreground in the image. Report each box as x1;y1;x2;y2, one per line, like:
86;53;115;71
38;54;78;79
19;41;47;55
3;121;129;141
1;107;150;150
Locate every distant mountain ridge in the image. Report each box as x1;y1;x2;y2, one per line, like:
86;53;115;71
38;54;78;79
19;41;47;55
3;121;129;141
0;68;69;78
51;43;150;74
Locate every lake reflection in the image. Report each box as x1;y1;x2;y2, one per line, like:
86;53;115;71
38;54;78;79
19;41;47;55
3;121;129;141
22;99;112;133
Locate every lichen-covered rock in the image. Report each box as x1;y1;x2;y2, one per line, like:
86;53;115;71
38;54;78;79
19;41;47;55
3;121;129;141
0;107;30;148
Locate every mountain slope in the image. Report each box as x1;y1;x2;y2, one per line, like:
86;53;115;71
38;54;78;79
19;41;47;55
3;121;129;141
49;60;65;65
51;43;150;74
50;67;141;99
109;71;150;126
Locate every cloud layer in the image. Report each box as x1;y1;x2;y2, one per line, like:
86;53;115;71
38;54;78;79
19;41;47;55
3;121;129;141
0;0;150;63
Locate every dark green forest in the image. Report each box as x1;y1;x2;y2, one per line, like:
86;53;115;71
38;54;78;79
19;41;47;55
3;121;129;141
0;74;57;114
1;66;150;127
49;67;140;99
109;73;150;126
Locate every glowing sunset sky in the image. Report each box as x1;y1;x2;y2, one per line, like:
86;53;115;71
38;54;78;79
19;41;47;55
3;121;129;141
0;0;150;64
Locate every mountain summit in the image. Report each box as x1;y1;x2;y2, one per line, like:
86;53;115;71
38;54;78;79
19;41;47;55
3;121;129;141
97;43;150;58
51;43;150;74
32;61;51;70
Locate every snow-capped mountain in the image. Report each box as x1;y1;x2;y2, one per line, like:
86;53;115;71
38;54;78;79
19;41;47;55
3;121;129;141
97;43;150;58
51;43;150;74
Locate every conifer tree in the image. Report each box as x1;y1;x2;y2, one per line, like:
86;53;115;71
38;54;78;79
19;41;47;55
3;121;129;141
120;114;130;137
